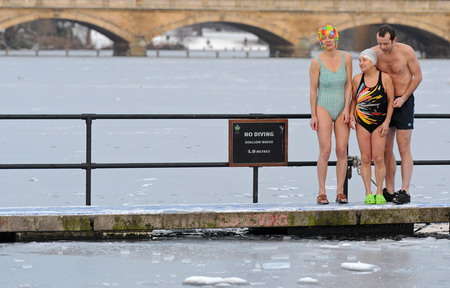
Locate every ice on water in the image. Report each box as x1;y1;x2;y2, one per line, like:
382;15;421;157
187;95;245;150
183;276;249;286
340;262;380;272
297;277;320;284
3;237;450;287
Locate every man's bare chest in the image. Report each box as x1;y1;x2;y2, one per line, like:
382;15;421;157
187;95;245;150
378;55;408;75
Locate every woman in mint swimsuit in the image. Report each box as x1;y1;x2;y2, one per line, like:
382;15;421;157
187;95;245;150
309;25;353;205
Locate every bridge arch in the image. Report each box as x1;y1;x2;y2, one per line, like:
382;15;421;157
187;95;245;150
145;13;299;57
0;10;136;55
339;16;447;41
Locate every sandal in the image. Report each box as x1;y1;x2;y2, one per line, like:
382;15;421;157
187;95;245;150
317;194;329;205
375;194;386;205
335;193;348;204
364;194;375;204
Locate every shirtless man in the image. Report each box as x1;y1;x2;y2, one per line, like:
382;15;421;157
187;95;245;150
372;24;422;204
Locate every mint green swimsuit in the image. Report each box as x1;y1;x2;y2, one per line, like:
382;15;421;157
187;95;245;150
317;52;347;121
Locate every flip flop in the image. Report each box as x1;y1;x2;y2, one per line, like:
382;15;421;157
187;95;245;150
335;193;348;204
317;194;329;205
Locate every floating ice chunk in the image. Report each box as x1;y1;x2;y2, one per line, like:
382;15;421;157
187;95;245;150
319;244;340;249
222;277;249;285
297;277;319;284
183;276;223;286
182;276;249;286
360;245;381;252
163;254;175;261
340;262;379;272
267;186;298;191
182;258;192;264
262;262;290;270
271;254;290;260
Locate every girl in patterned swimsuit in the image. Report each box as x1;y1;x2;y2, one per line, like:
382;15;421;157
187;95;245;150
309;25;353;205
350;49;394;205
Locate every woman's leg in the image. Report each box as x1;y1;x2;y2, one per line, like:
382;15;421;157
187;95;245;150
334;115;350;196
372;126;388;195
355;124;373;195
316;106;333;197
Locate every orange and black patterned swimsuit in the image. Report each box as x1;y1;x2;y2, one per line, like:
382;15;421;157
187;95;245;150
355;72;387;133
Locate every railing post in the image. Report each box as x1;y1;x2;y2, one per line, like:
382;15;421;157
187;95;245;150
344;148;349;198
83;114;95;206
345;155;359;199
253;166;259;203
344;165;350;198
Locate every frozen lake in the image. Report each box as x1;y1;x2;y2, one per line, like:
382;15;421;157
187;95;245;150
1;236;449;288
0;55;449;287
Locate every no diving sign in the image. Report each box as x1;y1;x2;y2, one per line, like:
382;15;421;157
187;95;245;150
229;119;288;166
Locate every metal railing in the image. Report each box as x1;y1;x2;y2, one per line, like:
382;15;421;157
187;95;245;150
1;113;449;206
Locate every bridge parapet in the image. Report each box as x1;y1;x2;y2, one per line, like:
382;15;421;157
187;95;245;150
0;0;448;12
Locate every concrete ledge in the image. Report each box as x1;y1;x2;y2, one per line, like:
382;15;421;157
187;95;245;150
0;203;449;241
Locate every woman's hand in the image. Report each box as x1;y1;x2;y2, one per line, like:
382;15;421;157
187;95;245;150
310;116;318;130
340;108;350;124
380;121;389;136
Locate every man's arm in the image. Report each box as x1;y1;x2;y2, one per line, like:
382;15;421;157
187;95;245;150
403;45;423;98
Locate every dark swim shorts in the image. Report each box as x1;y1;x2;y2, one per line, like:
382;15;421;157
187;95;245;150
390;95;415;129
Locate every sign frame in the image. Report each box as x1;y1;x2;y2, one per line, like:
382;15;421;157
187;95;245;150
228;119;288;167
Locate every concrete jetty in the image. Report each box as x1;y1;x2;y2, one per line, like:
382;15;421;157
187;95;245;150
0;203;449;241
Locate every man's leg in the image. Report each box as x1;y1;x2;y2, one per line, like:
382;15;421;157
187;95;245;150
384;127;397;193
393;129;413;204
396;129;413;193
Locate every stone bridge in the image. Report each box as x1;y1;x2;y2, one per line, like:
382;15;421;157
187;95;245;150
0;0;448;57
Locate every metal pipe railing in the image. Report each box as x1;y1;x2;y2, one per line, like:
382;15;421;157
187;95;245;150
1;113;449;205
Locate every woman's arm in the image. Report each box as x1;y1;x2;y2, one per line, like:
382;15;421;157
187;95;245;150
309;58;320;130
340;51;353;124
350;73;362;129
